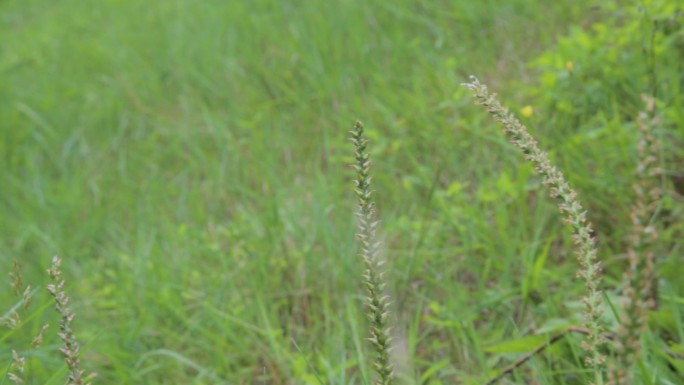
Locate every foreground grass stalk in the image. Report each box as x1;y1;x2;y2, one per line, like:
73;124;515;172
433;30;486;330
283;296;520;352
351;121;394;385
610;95;662;385
463;77;606;383
5;260;48;385
6;260;27;385
47;256;93;385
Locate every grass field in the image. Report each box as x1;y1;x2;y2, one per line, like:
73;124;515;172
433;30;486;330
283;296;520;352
2;1;683;384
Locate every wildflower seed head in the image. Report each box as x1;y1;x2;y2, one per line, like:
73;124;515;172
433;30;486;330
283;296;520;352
21;286;32;310
3;309;21;329
47;256;93;385
8;350;26;385
10;260;24;296
32;323;50;349
612;94;663;384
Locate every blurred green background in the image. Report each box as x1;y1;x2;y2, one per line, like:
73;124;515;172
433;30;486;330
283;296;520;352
1;0;682;384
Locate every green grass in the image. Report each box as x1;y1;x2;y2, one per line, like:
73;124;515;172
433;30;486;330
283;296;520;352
1;1;682;384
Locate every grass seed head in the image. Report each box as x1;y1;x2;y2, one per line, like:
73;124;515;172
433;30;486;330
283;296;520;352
351;121;395;385
464;77;607;377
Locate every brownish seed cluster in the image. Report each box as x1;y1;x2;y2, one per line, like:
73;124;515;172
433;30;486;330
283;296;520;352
5;260;49;385
610;94;662;385
47;256;94;385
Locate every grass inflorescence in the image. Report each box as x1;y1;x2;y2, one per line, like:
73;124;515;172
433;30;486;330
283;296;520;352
463;76;607;382
351;121;394;385
4;260;49;385
46;256;95;385
610;94;663;385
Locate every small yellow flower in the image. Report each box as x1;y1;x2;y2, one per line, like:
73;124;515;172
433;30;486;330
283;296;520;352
566;60;574;72
521;105;534;117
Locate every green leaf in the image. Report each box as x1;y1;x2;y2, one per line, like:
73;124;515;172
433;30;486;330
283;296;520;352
530;237;553;291
536;318;573;334
419;358;449;383
484;334;551;354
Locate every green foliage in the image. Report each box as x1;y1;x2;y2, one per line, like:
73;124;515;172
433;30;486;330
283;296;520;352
1;0;683;384
528;0;684;254
532;0;683;118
